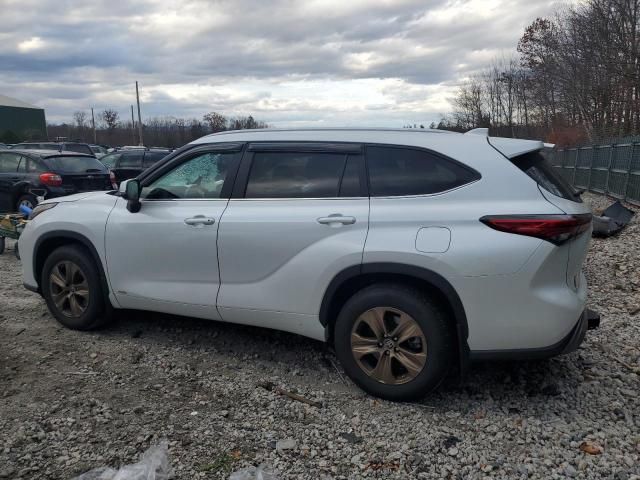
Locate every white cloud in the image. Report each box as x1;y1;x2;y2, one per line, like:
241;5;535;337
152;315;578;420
0;0;562;126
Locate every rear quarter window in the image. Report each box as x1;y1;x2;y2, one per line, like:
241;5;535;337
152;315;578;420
366;145;480;197
510;151;579;202
119;152;144;168
143;152;168;168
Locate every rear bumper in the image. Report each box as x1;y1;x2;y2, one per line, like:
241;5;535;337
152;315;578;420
469;308;597;361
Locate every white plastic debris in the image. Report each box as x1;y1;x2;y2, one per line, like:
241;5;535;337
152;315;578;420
71;441;170;480
229;464;278;480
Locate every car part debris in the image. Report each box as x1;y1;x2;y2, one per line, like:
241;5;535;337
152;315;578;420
257;381;322;408
71;441;169;480
592;201;635;237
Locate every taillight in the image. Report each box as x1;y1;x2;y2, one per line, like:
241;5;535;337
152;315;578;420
480;214;592;245
109;170;118;189
39;172;63;187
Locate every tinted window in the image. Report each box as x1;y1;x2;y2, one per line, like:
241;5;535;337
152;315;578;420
64;144;94;155
339;156;362;197
100;153;121;169
246;152;347;198
367;146;479;197
0;152;22;172
143;152;236;199
143;151;167;168
41;143;60;150
27;158;45;173
43;156;107;173
119;152;143;168
511;151;579;202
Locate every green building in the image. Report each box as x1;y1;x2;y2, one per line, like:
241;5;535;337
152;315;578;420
0;94;47;143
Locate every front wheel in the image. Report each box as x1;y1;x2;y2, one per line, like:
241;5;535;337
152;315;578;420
41;245;112;330
334;284;453;401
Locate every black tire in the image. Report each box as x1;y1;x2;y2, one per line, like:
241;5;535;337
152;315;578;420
334;284;453;401
16;193;38;212
14;241;19;260
0;237;5;255
41;245;112;330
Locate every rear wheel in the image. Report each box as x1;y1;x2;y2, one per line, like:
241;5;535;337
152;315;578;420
16;194;38;211
334;284;453;401
41;245;112;330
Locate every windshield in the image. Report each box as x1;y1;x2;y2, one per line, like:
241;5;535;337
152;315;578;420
64;144;94;155
44;156;108;173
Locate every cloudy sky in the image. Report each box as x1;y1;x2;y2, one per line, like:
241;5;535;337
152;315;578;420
1;0;561;127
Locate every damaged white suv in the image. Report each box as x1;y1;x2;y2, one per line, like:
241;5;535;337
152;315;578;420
20;128;596;400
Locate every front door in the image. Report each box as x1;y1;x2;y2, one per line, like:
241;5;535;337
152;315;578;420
0;152;24;211
105;146;242;319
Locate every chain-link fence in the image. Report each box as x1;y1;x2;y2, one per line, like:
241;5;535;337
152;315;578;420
548;142;640;206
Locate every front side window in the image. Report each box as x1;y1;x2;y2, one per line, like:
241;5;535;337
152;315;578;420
367;146;480;197
142;152;236;199
245;152;348;198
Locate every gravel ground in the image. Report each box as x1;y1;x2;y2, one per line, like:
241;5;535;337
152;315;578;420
1;192;639;480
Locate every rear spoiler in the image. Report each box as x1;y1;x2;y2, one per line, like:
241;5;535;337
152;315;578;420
464;129;555;158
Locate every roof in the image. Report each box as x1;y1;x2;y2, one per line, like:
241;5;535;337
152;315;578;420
0;94;43;110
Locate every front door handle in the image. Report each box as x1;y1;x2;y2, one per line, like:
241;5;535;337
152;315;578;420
184;215;215;226
317;214;356;226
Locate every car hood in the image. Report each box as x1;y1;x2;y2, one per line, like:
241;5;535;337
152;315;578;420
41;191;116;204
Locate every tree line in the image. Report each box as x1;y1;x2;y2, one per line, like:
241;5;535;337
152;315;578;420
46;110;268;148
438;0;640;146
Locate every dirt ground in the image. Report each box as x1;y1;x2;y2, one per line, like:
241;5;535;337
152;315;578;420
0;193;639;480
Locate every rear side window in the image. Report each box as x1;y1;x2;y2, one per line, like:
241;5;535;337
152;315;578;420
119;152;143;168
245;152;349;198
367;146;480;196
143;151;167;168
511;151;579;202
0;152;22;172
44;156;107;173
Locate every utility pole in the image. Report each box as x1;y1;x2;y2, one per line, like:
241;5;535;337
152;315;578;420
91;107;97;144
135;81;144;146
131;105;136;145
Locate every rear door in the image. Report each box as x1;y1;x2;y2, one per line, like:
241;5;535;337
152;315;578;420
216;142;369;339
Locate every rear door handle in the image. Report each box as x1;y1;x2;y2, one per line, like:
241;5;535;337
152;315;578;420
184;215;215;226
317;214;356;225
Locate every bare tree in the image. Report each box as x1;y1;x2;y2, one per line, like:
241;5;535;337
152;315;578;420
203;112;227;132
101;109;120;132
73;111;87;129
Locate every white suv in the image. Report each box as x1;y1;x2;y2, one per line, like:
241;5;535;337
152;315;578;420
20;128;595;400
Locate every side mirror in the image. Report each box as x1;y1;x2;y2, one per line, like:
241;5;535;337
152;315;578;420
122;179;141;213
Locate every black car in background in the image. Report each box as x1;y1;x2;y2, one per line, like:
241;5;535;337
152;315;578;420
100;148;170;187
11;142;96;157
0;150;111;211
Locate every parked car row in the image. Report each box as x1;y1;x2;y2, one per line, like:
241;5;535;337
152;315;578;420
0;143;171;211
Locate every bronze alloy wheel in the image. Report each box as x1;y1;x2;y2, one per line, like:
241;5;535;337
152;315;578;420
350;306;427;385
48;261;90;317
